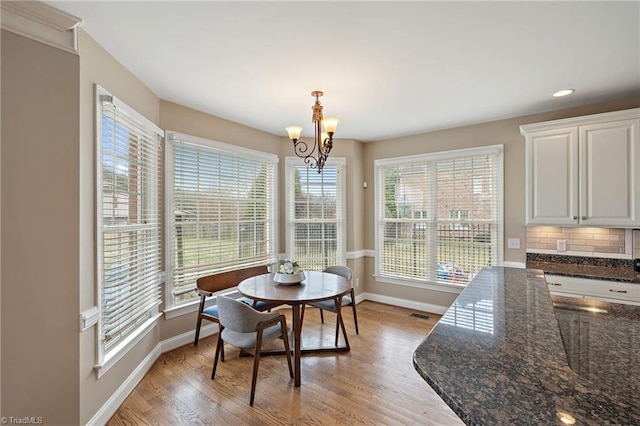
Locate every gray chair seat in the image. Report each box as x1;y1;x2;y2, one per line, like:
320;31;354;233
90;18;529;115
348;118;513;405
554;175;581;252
309;295;353;312
221;323;283;349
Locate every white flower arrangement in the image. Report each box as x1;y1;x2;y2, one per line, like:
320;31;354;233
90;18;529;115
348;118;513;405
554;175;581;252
279;259;300;274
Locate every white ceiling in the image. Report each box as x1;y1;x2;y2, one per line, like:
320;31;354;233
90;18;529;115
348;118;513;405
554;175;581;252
46;1;640;142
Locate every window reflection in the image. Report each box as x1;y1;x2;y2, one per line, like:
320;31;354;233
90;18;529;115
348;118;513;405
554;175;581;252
440;298;494;334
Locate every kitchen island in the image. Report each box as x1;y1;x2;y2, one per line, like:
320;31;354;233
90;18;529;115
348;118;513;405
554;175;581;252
413;266;640;425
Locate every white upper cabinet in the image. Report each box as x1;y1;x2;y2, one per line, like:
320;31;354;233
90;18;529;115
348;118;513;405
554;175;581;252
521;108;640;227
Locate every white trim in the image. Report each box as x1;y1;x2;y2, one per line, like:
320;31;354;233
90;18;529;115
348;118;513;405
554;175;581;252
363;249;376;257
0;1;81;54
346;250;369;260
374;144;504;167
167;131;279;163
87;342;162;426
359;292;450;315
520;108;640;135
111;95;163;136
164;133;176;313
94;313;161;379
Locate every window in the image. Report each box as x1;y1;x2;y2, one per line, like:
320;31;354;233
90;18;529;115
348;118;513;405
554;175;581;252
96;85;163;364
375;145;503;287
166;132;278;307
285;157;346;271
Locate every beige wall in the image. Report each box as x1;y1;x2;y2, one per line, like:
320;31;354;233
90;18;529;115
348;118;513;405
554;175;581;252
360;96;640;303
1;30;81;424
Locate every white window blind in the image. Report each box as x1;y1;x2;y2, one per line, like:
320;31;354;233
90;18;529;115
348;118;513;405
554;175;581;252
375;145;503;286
285;157;346;271
96;85;163;360
167;132;278;307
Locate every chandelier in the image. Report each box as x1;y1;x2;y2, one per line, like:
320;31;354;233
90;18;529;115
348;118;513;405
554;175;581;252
285;91;339;173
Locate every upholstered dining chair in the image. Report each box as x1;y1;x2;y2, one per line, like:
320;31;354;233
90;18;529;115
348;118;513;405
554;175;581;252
212;295;293;406
301;265;359;345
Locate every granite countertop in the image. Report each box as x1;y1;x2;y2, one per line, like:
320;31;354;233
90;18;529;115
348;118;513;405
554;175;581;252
413;266;640;425
526;253;640;283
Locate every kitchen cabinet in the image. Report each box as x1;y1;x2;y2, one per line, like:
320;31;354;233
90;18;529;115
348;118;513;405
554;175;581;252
521;108;640;227
546;274;640;305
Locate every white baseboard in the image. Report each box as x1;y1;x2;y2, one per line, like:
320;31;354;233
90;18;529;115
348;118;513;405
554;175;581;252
87;343;162;426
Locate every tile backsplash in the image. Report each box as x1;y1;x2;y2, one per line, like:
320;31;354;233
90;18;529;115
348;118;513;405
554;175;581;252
526;227;628;256
634;229;640;259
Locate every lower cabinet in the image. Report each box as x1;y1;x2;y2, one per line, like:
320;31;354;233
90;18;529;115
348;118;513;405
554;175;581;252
546;274;640;305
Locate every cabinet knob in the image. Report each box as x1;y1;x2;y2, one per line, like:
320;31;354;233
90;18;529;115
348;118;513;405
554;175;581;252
609;289;628;294
573;216;578;220
581;216;587;220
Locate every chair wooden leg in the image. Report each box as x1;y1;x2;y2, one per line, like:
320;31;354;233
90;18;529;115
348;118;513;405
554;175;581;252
220;335;225;362
319;309;325;324
281;320;294;378
250;330;264;406
194;316;203;346
352;302;359;335
211;333;224;379
300;304;306;327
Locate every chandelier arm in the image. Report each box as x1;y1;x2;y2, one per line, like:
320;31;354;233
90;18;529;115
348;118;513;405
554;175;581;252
293;139;321;170
303;155;319;169
323;136;334;155
293;139;310;157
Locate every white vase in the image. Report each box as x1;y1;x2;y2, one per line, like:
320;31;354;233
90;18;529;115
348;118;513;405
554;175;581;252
273;271;305;285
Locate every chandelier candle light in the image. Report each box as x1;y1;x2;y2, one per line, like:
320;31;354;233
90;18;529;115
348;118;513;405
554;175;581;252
286;91;339;173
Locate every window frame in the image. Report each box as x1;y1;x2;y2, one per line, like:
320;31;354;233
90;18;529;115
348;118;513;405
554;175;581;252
95;85;164;375
164;131;279;311
284;156;347;270
374;145;504;293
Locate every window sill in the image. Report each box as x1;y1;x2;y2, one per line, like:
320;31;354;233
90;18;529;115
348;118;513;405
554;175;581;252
374;275;465;294
95;312;161;379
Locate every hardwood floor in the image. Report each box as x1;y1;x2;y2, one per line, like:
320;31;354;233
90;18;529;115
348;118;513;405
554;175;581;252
107;301;464;425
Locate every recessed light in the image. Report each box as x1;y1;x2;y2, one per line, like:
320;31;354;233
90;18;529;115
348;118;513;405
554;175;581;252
553;89;575;97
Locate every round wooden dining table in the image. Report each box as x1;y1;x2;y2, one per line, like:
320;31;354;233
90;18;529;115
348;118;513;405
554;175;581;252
237;270;352;387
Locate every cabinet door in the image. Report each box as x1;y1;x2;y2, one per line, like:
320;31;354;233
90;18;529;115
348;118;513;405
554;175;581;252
525;128;579;225
580;119;640;227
